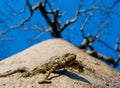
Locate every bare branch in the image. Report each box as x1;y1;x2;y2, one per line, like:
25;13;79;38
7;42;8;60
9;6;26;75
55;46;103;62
80;12;93;38
85;49;118;66
114;39;120;65
109;0;120;12
9;5;27;19
9;15;32;29
80;31;119;67
2;0;120;68
38;3;61;38
9;0;34;29
60;3;82;32
32;28;50;41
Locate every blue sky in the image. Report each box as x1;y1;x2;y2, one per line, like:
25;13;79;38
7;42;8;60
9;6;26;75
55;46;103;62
0;0;120;71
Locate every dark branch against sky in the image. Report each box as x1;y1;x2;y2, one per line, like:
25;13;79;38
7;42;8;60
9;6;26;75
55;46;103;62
0;0;120;70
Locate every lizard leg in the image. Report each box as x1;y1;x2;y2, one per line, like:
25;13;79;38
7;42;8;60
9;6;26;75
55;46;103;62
38;64;58;84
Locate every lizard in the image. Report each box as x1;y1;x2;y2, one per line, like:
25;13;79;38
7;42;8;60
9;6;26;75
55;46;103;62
0;53;76;84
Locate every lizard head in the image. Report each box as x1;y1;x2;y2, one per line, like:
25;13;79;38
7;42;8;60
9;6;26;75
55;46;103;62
63;53;76;67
